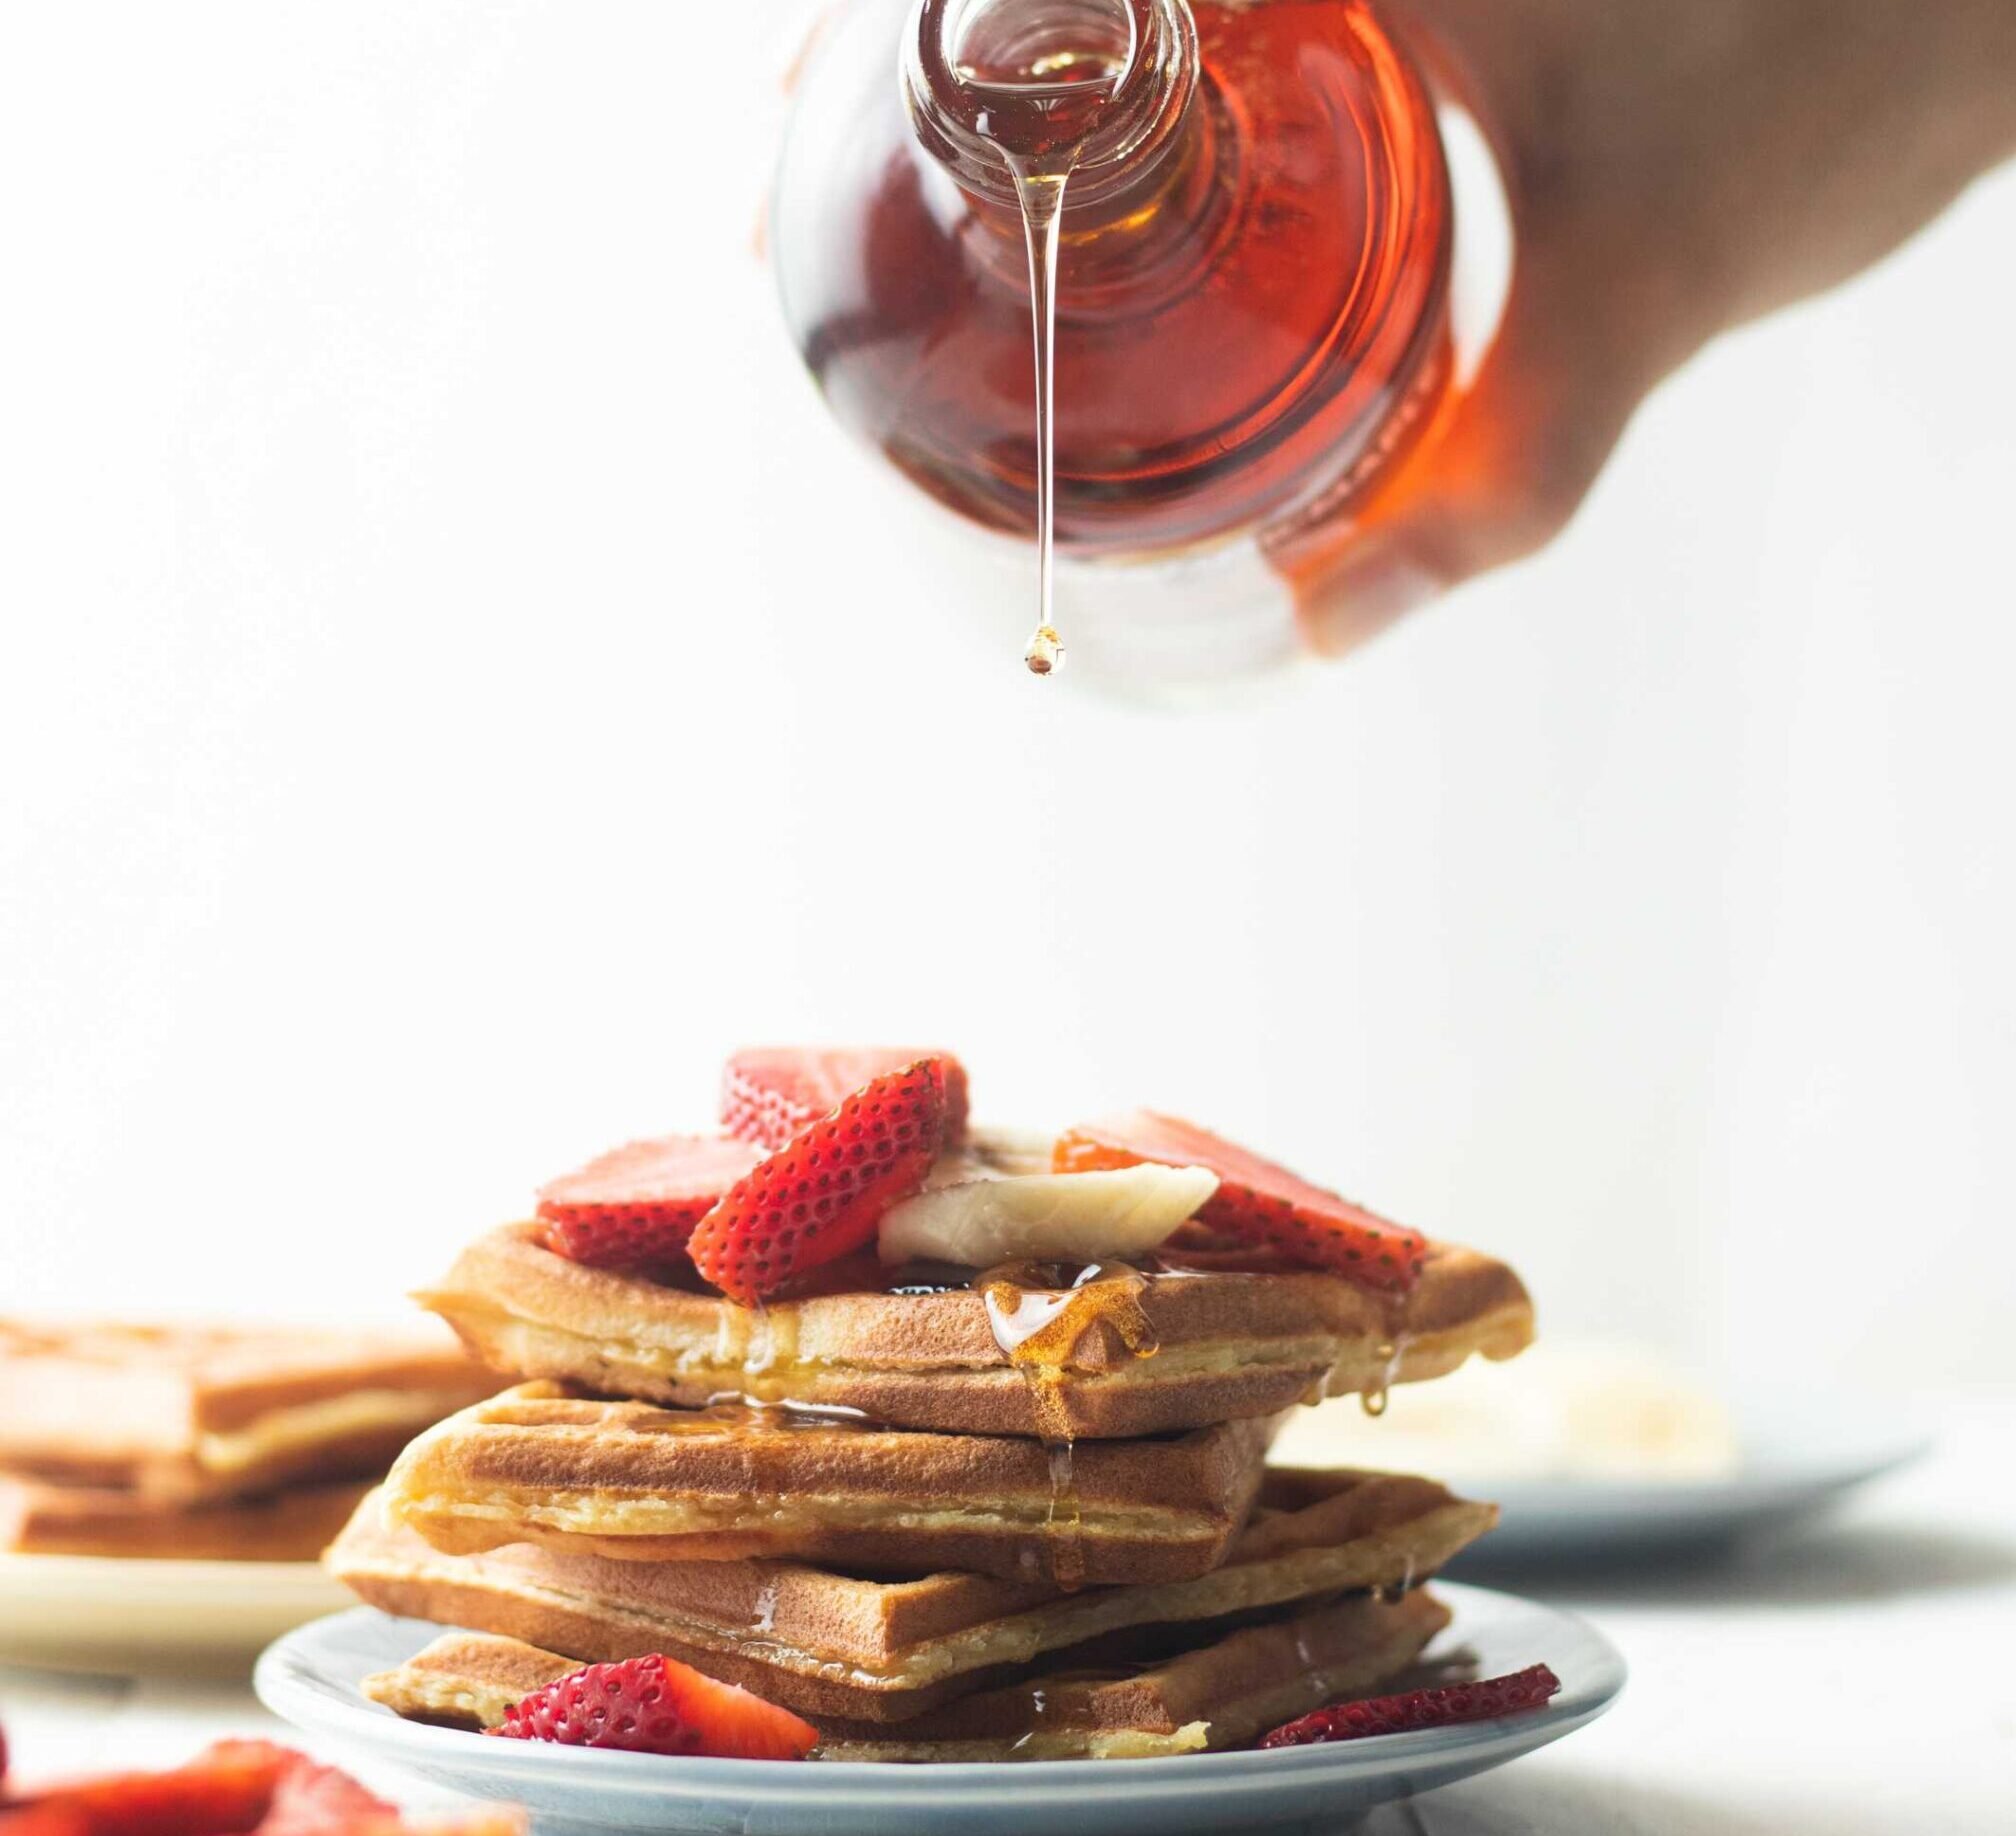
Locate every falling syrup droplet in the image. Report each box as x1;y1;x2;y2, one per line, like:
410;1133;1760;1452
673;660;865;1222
1025;623;1066;676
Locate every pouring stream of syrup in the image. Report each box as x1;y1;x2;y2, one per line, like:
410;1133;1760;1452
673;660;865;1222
948;6;1133;673
1011;160;1068;677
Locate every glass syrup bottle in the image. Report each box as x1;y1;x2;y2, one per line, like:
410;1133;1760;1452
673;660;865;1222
773;0;1496;689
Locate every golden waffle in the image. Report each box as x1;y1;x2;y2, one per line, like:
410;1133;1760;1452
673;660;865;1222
421;1223;1534;1440
367;1630;580;1731
365;1590;1451;1761
0;1319;496;1505
384;1384;1272;1586
330;1468;1493;1721
1;1475;371;1562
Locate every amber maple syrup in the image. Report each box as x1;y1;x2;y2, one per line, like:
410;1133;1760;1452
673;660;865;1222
979;1257;1160;1588
1360;1335;1399;1416
700;1250;1169;1589
635;1397;874;1436
927;0;1139;673
775;0;1454;667
1373;1550;1418;1605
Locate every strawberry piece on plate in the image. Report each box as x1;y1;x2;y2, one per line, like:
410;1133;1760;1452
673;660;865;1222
1257;1664;1562;1747
722;1047;969;1150
535;1135;766;1269
5;1746;290;1836
0;1810;88;1836
244;1752;395;1836
491;1654;818;1760
393;1817;527;1836
1054;1111;1428;1292
394;1818;527;1836
183;1744;390;1836
0;1741;522;1836
690;1058;953;1305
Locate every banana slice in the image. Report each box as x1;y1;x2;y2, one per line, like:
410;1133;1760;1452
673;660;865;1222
879;1131;1218;1267
924;1126;1057;1183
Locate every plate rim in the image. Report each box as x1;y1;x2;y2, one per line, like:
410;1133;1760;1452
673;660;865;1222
254;1581;1626;1792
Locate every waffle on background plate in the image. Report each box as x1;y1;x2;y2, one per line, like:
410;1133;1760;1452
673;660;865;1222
0;1319;494;1561
328;1046;1541;1763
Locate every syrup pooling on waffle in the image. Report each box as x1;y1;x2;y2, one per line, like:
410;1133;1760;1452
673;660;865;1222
978;1259;1162;1589
422;1224;1533;1442
525;1244;1200;1581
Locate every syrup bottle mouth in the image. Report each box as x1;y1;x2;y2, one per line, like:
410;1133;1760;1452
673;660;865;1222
945;0;1138;115
906;0;1197;208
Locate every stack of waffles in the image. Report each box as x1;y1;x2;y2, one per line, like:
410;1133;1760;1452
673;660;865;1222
0;1321;492;1562
334;1048;1536;1761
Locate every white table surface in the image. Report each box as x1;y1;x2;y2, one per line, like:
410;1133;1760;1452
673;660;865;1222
4;1395;2011;1834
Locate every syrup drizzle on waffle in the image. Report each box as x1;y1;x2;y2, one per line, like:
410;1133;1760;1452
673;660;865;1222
980;1260;1161;1590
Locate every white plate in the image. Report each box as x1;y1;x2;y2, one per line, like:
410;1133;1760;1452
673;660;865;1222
0;1553;352;1673
254;1589;1624;1836
1449;1405;1931;1569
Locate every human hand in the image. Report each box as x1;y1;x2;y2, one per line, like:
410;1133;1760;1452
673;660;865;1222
1305;0;2016;652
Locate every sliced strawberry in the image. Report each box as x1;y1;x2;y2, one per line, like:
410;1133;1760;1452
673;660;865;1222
395;1817;526;1836
0;1742;519;1836
5;1747;289;1836
490;1654;817;1761
689;1059;951;1305
721;1047;969;1150
186;1742;304;1775
1258;1663;1561;1747
0;1810;89;1836
1053;1111;1427;1292
188;1741;398;1836
247;1755;395;1836
535;1135;766;1269
393;1816;526;1836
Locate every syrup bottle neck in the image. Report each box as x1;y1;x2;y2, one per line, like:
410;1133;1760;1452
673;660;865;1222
903;0;1200;225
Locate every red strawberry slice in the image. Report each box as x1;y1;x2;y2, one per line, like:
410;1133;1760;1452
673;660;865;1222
722;1047;968;1150
490;1654;817;1761
1053;1111;1427;1292
395;1818;526;1836
0;1810;88;1836
535;1135;766;1269
689;1058;952;1305
1257;1663;1561;1747
0;1741;520;1836
246;1754;395;1836
199;1742;486;1836
6;1747;291;1836
186;1744;391;1836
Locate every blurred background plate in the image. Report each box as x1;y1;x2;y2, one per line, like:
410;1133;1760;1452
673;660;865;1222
0;1553;351;1674
1273;1346;1931;1568
255;1588;1625;1836
1457;1406;1932;1568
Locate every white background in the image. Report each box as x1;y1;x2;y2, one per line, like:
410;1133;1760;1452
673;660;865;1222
3;2;2013;1397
